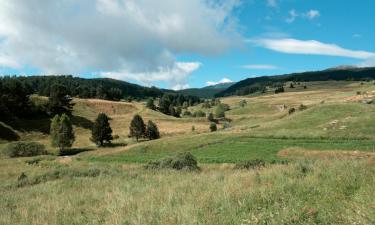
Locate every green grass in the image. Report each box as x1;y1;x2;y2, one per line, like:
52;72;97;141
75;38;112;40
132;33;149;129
87;134;375;163
0;158;374;225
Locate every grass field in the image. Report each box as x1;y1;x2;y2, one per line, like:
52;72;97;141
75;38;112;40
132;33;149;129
1;81;375;224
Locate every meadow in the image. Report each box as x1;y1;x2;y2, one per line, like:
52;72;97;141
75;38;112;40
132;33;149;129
1;81;375;224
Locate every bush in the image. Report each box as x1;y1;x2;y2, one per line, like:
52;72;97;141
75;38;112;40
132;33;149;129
193;110;206;117
145;152;200;171
209;122;217;132
288;108;296;115
298;104;307;111
234;159;266;170
5;142;48;158
183;111;192;116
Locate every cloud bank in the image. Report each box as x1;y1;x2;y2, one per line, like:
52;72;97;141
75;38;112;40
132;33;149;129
251;38;375;59
0;0;241;89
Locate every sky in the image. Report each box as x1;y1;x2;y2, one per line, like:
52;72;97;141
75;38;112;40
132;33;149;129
0;0;374;90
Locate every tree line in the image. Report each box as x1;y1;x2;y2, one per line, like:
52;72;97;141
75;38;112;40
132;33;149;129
146;93;202;117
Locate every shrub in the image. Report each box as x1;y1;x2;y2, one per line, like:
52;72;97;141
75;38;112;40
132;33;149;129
191;125;195;132
207;112;215;122
5;141;48;158
222;122;231;130
145;152;200;171
193;110;206;117
234;159;266;170
298;104;307;111
209;122;217;132
183;111;192;116
288;107;296;115
215;105;226;118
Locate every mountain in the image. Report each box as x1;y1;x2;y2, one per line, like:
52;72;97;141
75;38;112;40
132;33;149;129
216;67;375;97
178;82;235;98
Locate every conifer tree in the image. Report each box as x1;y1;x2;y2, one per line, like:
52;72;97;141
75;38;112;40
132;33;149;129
145;120;160;140
50;113;75;154
91;113;113;146
129;114;146;141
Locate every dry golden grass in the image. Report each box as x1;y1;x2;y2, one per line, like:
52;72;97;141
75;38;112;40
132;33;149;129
278;147;375;160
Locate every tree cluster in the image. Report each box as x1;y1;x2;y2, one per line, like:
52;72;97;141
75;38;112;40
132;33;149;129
156;94;201;117
129;114;160;141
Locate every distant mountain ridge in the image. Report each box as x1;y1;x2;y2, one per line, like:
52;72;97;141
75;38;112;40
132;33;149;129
216;67;375;97
178;82;235;98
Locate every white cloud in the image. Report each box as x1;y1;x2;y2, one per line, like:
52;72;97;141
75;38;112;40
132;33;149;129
241;64;278;69
286;10;298;23
353;34;362;38
250;38;375;59
0;0;241;88
266;0;277;8
305;10;320;19
101;62;201;90
286;9;320;23
206;77;233;86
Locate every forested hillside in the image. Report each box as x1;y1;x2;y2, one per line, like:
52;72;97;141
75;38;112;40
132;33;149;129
216;67;375;96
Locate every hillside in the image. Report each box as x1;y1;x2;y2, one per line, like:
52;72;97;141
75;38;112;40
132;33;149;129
216;67;375;97
4;75;172;100
178;82;235;98
1;80;375;224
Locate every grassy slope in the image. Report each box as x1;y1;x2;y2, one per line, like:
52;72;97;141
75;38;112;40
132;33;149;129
0;157;374;225
1;81;375;224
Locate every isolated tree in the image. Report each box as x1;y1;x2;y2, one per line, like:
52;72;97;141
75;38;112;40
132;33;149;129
289;83;294;88
207;112;215;122
169;105;176;117
48;83;73;115
215;105;226;118
129;114;146;141
91;113;113;146
209;122;217;132
50;114;75;154
146;120;160;140
146;98;156;110
182;101;189;109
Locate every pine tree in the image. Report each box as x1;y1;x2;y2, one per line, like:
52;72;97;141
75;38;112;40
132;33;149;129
50;113;75;154
91;113;113;146
50;115;60;148
129;114;146;141
209;122;217;132
146;98;156;110
48;83;73;115
145;120;160;140
207;112;215;122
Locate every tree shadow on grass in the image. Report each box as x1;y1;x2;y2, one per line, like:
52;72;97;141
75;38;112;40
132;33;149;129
59;147;96;156
0;122;20;141
104;142;128;148
5;118;51;134
71;115;94;130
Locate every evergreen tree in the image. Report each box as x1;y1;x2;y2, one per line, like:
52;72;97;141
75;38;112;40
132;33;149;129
129;114;146;141
207;112;215;122
146;98;156;110
145;120;160;140
209;122;217;132
91;113;113;146
50;114;75;154
215;104;226;118
48;83;73;115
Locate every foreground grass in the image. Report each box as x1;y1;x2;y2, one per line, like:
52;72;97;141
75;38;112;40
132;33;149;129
0;158;374;225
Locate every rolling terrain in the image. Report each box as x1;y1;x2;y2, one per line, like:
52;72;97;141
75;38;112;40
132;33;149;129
1;80;375;224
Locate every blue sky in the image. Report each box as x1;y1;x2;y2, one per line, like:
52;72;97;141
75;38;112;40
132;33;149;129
0;0;374;89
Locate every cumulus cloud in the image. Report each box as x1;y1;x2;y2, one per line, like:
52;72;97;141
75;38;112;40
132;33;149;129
0;0;241;88
206;77;233;86
250;38;375;59
241;64;278;70
101;62;201;90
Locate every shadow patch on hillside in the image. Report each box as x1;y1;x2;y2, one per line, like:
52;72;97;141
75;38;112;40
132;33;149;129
71;115;94;130
59;147;95;156
0;123;20;141
7;118;51;134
